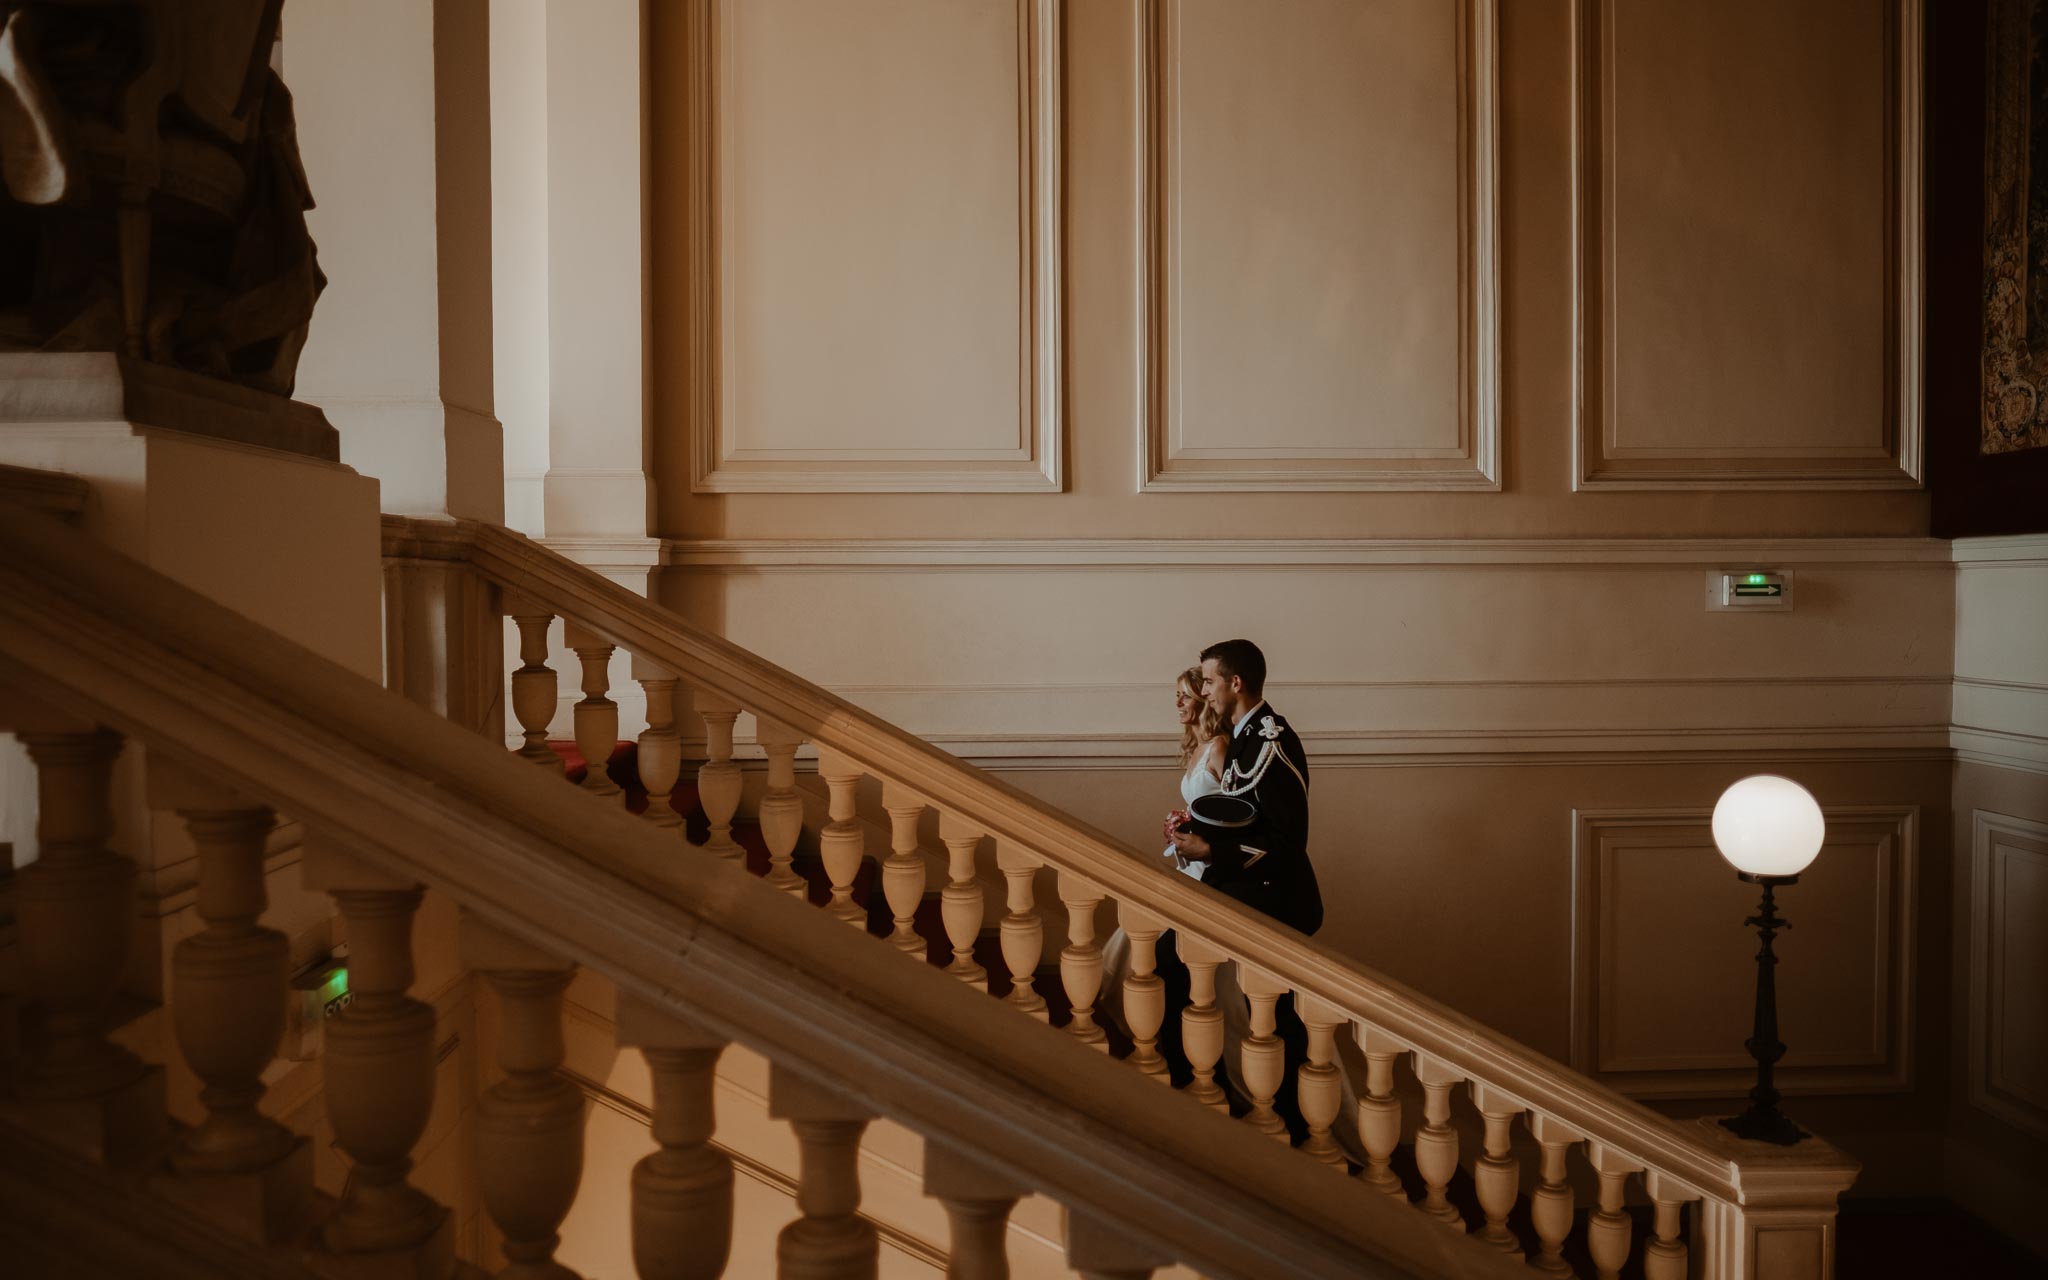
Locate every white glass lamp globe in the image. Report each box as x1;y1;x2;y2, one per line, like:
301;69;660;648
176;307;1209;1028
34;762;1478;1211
1711;775;1826;878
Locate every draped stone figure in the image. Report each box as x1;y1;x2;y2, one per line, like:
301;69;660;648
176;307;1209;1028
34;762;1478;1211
0;0;322;395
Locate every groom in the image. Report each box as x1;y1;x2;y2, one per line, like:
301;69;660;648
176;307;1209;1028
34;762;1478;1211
1162;638;1323;1141
1169;638;1324;935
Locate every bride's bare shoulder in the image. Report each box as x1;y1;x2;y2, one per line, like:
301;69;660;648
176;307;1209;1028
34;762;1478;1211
1200;733;1228;777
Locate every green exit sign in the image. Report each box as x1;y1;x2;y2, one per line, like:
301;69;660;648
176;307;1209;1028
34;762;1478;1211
1709;570;1793;611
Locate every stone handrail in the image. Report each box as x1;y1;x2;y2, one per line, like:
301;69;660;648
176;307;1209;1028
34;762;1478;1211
388;515;1863;1278
0;462;91;520
0;503;1518;1278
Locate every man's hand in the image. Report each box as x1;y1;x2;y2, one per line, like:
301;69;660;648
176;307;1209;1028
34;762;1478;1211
1168;827;1212;861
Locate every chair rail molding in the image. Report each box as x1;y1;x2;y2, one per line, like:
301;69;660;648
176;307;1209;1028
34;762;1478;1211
659;534;1954;569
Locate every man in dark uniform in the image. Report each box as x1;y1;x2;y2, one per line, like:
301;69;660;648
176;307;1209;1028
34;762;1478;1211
1163;638;1324;1139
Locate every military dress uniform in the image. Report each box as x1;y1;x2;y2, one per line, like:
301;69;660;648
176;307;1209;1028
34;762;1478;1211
1201;703;1324;936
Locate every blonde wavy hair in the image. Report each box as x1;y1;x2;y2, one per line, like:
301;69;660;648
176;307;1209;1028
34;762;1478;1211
1177;665;1224;768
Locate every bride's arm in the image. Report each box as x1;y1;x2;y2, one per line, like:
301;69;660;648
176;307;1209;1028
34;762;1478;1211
1202;733;1228;780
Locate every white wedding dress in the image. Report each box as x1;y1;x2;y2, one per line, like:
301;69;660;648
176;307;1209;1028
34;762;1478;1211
1168;749;1224;879
1101;749;1253;1095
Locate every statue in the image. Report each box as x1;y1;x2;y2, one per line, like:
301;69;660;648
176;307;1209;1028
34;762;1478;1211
0;0;322;397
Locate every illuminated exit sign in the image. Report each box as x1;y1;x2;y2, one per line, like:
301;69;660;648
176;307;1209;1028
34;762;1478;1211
1706;570;1793;611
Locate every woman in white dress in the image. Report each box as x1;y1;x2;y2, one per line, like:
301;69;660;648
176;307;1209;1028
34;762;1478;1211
1102;668;1251;1093
1164;665;1228;875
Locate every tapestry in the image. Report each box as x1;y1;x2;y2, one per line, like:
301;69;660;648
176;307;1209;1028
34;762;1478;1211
1985;0;2048;453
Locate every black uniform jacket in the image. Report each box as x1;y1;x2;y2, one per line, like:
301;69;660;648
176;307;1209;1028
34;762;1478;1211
1202;703;1325;936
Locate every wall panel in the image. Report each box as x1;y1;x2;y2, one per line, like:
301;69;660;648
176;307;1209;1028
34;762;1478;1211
690;0;1060;492
1142;0;1499;490
1967;810;2048;1139
1572;807;1917;1097
1574;0;1921;489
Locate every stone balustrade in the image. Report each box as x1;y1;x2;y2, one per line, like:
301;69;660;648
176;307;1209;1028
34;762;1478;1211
0;495;1859;1279
426;514;1860;1280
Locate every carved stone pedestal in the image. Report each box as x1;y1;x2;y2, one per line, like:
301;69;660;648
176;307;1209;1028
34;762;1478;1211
304;1211;457;1280
154;1136;314;1247
0;1064;168;1166
0;992;18;1079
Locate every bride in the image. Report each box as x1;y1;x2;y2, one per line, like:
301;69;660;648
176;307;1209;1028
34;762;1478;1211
1164;665;1228;877
1101;667;1253;1098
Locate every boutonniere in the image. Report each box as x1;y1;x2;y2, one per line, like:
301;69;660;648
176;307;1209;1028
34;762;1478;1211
1258;715;1280;741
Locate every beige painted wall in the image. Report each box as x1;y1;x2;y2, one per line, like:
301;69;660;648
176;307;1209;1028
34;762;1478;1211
609;0;1999;1217
647;0;1927;538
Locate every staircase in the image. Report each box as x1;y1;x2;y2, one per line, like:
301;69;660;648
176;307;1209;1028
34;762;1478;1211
0;486;1860;1279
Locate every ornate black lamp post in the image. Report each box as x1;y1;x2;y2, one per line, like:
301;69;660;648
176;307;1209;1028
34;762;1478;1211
1710;775;1826;1147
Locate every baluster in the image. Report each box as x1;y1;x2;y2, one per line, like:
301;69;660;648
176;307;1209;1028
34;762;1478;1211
815;751;868;925
1057;872;1107;1049
565;623;620;798
1119;904;1167;1079
463;915;584;1280
1586;1144;1643;1280
996;845;1046;1020
879;783;929;956
167;803;301;1180
15;729;139;1100
1355;1027;1405;1195
769;1063;878;1279
695;694;743;859
1176;934;1228;1112
937;815;988;989
1468;1084;1525;1253
923;1142;1024;1280
1642;1171;1696;1280
1293;996;1346;1166
12;728;169;1161
1526;1114;1583;1276
304;843;450;1262
758;720;808;896
618;995;734;1280
635;663;684;833
1412;1054;1467;1229
0;844;15;1079
1064;1209;1169;1280
1237;966;1289;1139
507;605;564;772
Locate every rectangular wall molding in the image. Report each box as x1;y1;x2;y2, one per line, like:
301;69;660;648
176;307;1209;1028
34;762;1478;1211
686;0;1062;493
1967;810;2048;1140
1138;0;1500;491
1571;805;1918;1097
1571;0;1923;490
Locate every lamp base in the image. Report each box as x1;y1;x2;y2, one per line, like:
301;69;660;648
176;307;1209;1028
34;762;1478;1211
1721;1104;1809;1146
